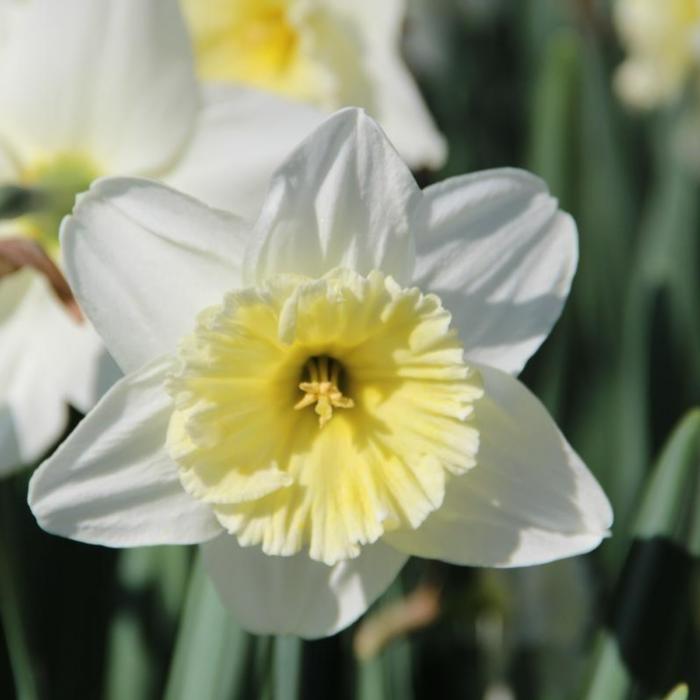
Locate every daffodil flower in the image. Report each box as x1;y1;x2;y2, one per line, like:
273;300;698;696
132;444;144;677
180;0;447;170
0;0;322;476
614;0;700;108
29;109;612;638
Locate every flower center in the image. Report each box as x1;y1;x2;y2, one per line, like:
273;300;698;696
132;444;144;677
240;6;298;77
182;0;359;109
184;0;301;87
166;269;483;565
294;355;354;427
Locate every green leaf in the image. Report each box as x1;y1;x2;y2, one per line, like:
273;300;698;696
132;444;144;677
249;635;273;700
521;0;573;61
384;635;414;700
104;611;152;700
575;33;636;343
104;546;191;700
633;409;700;551
528;28;581;204
356;657;385;700
164;555;249;700
608;128;699;541
579;410;700;699
663;684;689;700
273;637;302;700
579;637;629;700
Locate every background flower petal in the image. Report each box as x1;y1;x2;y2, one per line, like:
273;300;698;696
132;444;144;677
28;356;222;546
62;177;248;373
0;271;115;476
0;273;68;474
202;535;407;638
0;0;198;174
245;108;421;286
326;0;447;170
165;84;325;221
385;364;612;567
415;168;578;375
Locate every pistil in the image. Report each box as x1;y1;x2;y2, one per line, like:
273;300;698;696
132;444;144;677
294;356;354;427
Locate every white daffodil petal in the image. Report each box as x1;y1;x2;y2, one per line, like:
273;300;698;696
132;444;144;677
202;534;407;638
165;84;325;220
21;274;116;407
0;1;10;44
28;356;222;546
245;109;420;286
0;273;69;474
0;0;198;174
326;0;446;170
62;177;248;373
0;271;115;476
385;364;612;567
44;301;120;416
415;168;577;375
0;272;119;479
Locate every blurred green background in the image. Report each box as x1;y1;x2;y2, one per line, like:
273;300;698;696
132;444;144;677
1;0;699;698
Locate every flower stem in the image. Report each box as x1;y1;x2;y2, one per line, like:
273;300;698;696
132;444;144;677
273;636;302;700
163;552;249;700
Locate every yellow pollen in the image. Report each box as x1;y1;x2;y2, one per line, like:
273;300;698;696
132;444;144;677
294;356;354;427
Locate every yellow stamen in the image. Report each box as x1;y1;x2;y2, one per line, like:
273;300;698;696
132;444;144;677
295;356;354;427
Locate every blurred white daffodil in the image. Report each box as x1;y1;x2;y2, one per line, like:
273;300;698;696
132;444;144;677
614;0;700;108
29;109;612;638
0;0;322;476
180;0;447;170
